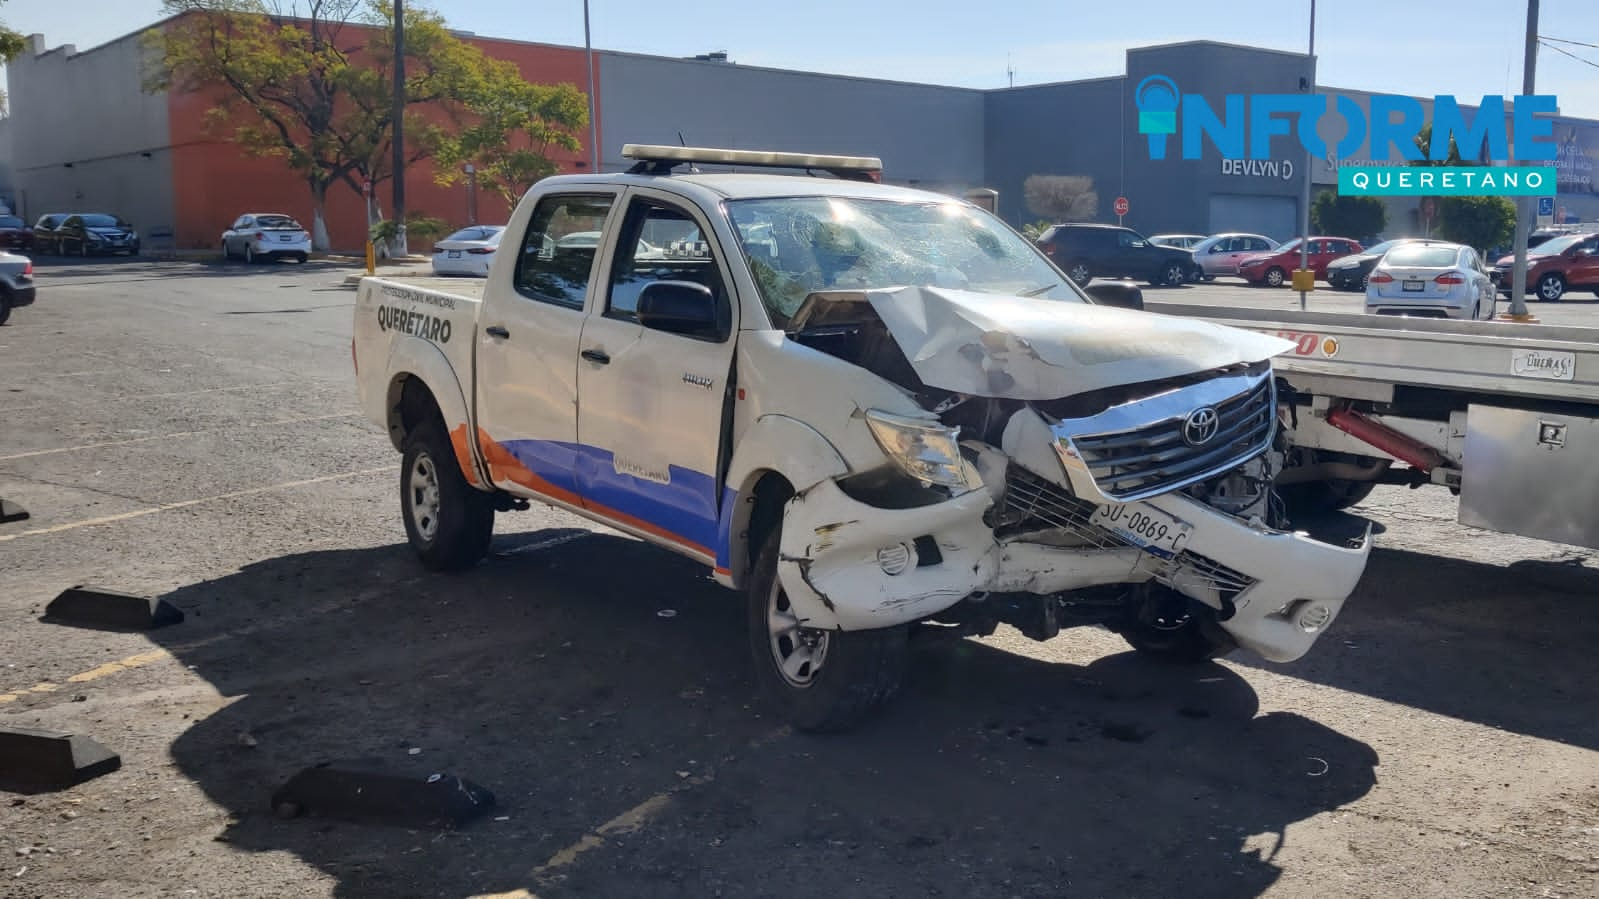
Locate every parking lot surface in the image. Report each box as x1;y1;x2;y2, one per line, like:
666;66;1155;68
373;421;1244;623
2;258;1598;899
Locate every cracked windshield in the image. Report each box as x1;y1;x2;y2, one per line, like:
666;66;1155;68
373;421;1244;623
726;197;1080;327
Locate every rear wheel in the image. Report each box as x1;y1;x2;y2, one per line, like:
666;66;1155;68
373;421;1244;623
77;240;88;258
400;421;495;571
245;244;256;265
1157;261;1187;287
1114;584;1236;664
295;253;309;264
1065;261;1091;286
1537;272;1565;301
1263;266;1286;288
0;291;11;326
748;529;908;733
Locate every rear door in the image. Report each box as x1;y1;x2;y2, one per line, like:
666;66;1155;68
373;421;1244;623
574;188;738;566
474;190;619;504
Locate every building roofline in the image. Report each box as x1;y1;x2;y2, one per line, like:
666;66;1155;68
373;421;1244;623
1129;38;1311;60
989;74;1123;93
591;45;986;93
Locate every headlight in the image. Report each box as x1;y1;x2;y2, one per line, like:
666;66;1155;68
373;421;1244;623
863;410;974;490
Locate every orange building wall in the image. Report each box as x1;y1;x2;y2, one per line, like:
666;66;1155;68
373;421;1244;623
166;29;600;252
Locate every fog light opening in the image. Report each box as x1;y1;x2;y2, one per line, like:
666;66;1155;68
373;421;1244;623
1294;601;1333;634
877;542;916;576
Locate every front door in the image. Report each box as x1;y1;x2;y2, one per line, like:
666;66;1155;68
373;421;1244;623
1568;235;1599;288
474;190;618;504
574;189;738;566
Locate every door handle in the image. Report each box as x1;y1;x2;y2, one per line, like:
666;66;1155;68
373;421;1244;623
485;325;510;339
580;348;611;365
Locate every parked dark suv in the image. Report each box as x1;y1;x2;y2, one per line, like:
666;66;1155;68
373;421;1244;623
1036;223;1198;287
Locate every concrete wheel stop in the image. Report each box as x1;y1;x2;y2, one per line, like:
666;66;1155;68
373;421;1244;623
0;727;122;793
43;586;184;631
271;764;496;830
0;497;28;524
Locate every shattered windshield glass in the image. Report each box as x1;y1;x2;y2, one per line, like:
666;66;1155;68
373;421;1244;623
725;196;1081;328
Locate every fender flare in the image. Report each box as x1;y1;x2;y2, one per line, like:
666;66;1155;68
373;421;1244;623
384;336;486;488
719;414;850;586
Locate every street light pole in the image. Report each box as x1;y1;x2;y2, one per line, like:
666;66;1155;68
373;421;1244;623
392;0;408;258
1506;0;1539;320
584;0;599;172
1297;0;1316;311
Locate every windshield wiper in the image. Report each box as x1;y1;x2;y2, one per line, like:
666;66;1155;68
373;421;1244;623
1019;283;1059;297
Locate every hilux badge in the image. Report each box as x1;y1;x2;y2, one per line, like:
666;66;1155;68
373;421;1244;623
1182;406;1220;446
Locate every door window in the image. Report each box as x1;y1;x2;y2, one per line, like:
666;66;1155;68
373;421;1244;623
606;199;730;339
512;194;615;309
1116;230;1142;248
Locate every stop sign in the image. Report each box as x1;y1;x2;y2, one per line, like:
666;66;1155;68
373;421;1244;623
1113;196;1130;216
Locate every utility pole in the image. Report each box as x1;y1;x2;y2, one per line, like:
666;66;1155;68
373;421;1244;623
584;0;599;172
1505;0;1538;321
1297;0;1316;311
391;0;408;259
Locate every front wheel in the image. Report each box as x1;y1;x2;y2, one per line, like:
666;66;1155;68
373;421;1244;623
748;530;908;733
1263;266;1286;288
1114;584;1236;664
1537;272;1565;302
400;421;495;571
78;240;88;258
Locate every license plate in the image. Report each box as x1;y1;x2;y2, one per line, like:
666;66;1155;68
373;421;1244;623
279;234;293;242
1402;280;1425;291
1090;502;1192;559
448;250;462;258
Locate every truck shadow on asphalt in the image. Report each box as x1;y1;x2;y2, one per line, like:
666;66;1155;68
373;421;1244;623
1229;532;1599;754
139;530;1377;899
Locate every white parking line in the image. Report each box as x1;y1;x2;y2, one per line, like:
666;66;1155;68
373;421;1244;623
0;466;392;543
0;412;362;461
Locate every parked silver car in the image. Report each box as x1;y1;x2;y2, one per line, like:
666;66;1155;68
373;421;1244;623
1365;241;1495;320
1192;233;1279;280
0;250;37;325
221;213;312;264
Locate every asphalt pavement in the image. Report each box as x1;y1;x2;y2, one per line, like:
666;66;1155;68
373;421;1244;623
1;256;1597;899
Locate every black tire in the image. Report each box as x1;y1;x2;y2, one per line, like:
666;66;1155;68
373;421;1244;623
245;244;256;265
0;291;11;326
1114;584;1235;664
1202;274;1215;282
1064;261;1092;286
399;421;495;571
748;529;908;733
1536;272;1565;302
1263;266;1286;288
295;253;309;264
77;240;88;258
1156;261;1186;287
1279;478;1378;516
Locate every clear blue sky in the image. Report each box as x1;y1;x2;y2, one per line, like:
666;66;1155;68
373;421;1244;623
5;0;1598;118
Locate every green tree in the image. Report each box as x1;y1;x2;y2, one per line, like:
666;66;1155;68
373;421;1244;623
0;1;30;112
1023;175;1098;222
1311;191;1388;240
1436;196;1515;253
145;0;522;250
433;77;589;209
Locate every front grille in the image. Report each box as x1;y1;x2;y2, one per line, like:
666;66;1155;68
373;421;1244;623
1002;464;1125;549
1064;374;1274;502
1001;464;1257;600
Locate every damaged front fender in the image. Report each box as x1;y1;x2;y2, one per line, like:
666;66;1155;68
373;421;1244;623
776;478;995;631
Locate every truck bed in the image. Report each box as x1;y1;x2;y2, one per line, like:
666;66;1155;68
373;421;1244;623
1148;302;1599;406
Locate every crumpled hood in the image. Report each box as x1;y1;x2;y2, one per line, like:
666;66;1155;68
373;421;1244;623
863;286;1295;400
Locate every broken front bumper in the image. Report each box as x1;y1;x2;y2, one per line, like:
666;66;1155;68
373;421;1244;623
777;463;1371;664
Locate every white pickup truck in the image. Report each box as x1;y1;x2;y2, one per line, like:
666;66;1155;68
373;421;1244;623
353;145;1371;731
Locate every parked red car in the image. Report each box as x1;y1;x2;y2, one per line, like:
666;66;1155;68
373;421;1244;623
1236;237;1363;287
0;215;34;252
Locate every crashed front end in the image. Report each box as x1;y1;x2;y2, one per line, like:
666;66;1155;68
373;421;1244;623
775;286;1371;664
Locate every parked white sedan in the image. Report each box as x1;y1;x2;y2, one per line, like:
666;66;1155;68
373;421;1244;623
431;226;505;277
221;213;311;264
1365;241;1496;320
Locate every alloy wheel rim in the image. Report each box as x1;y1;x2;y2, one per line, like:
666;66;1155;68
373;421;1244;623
1069;264;1089;283
407;451;442;543
1540;278;1561;300
767;577;829;688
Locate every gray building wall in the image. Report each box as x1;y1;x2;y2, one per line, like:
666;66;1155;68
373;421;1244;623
597;52;985;196
984;77;1125;228
7;32;175;232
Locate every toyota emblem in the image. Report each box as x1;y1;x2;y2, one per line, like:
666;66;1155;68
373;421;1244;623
1182;407;1220;446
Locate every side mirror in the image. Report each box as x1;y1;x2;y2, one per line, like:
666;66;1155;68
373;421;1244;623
1085;280;1145;311
1208;245;1225;254
637;280;720;338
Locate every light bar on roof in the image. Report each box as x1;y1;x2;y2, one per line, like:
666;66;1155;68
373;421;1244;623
620;144;883;173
